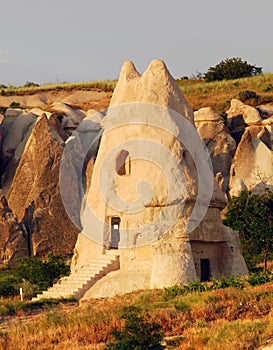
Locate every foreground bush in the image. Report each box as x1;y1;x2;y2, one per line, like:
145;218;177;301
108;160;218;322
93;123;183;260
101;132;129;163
105;306;165;350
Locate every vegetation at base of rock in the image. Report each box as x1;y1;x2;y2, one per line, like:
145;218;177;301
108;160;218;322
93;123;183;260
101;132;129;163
223;189;273;271
105;306;165;350
0;267;20;298
203;57;262;82
16;255;70;291
163;272;273;300
0;255;69;298
0;282;272;350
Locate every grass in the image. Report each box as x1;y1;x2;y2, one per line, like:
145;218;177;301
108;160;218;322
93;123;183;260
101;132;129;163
0;282;272;349
1;73;273;115
0;80;117;96
177;73;273;114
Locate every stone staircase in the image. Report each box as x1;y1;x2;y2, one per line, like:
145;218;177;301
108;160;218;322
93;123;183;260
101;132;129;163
32;252;119;301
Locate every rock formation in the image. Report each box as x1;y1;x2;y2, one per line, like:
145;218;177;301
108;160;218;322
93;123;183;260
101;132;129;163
71;60;247;298
50;102;86;133
222;99;273;195
0;111;37;191
194;107;236;193
5;114;79;259
229;125;273;195
0;190;28;264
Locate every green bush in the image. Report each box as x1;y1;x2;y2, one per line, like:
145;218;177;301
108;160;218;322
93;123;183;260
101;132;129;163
16;255;70;292
105;306;165;350
0;281;17;298
164;275;246;301
0;267;21;298
204;57;262;82
247;272;272;286
9;101;21;108
238;90;258;102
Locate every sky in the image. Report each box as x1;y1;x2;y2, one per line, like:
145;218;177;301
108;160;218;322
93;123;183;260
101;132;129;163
1;0;273;86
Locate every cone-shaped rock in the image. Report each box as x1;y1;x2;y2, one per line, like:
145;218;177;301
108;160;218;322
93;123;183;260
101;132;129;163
72;60;247;299
7;115;79;257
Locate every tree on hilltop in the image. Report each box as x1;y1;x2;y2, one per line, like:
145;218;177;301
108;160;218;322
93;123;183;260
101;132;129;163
204;57;262;82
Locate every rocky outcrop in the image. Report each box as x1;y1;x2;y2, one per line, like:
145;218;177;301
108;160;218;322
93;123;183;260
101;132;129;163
227;99;262;126
71;60;247;298
0;190;28;264
0;111;37;191
0;90;112;110
50;102;86;133
194;107;236;193
226;99;263;145
229;125;273;194
6;114;79;259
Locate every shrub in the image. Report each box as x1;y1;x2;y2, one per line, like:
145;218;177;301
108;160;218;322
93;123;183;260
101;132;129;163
0;267;21;298
0;281;17;298
247;271;272;286
9;101;21;108
238;90;258;102
24;81;39;88
263;83;273;92
224;189;273;271
105;306;165;350
16;255;70;292
204;57;262;82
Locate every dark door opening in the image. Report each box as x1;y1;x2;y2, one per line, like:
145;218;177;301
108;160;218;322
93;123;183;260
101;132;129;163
110;217;120;249
200;259;210;282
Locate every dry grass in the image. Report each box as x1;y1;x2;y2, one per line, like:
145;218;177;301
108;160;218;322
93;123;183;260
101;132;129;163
178;73;273;113
1;80;117;96
0;283;272;349
2;73;273;115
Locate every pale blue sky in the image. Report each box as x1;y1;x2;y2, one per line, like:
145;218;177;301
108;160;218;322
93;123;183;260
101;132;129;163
1;0;273;85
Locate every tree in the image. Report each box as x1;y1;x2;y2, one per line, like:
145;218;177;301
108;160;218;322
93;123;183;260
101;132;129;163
204;57;262;82
105;306;165;350
223;189;273;271
16;254;70;291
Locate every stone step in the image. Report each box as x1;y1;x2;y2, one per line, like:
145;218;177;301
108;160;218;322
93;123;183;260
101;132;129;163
32;253;120;301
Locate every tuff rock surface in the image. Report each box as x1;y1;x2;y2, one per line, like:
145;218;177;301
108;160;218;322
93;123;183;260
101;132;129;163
71;60;247;298
4;114;79;260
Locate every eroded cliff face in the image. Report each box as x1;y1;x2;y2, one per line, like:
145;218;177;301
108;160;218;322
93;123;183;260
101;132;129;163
1;115;79;262
0;94;106;264
0;190;28;264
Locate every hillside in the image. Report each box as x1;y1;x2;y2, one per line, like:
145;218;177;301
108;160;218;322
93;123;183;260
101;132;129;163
1;73;273;113
0;280;272;350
